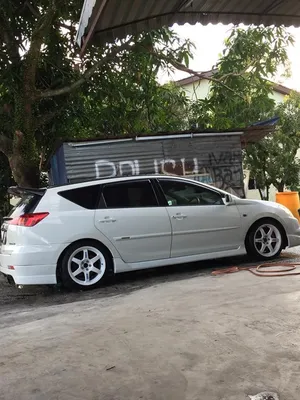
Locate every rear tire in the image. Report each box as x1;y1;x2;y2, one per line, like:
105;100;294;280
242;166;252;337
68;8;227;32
59;240;113;290
246;219;284;261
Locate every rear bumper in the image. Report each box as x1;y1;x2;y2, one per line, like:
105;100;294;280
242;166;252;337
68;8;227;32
0;243;64;285
0;264;57;285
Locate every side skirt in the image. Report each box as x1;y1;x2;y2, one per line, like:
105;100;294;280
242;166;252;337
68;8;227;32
113;246;246;274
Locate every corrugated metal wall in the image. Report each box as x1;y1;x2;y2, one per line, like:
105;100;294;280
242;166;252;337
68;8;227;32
59;134;244;197
49;145;68;186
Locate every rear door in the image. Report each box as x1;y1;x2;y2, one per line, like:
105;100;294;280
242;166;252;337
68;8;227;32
157;178;242;258
94;179;172;263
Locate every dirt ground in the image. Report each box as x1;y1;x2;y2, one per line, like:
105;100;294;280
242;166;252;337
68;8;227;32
1;251;300;400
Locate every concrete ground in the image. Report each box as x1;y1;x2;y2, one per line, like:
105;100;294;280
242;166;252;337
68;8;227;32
1;250;300;400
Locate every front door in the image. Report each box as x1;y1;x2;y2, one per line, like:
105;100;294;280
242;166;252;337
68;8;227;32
157;178;242;258
94;179;172;263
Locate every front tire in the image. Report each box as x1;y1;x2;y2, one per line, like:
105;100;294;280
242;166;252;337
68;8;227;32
246;219;284;260
59;240;113;290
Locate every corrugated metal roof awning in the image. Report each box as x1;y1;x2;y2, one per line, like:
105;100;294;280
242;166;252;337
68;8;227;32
241;126;276;147
77;0;300;52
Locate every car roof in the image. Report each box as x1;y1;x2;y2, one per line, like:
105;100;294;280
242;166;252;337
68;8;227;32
51;174;191;189
50;175;193;190
49;175;230;196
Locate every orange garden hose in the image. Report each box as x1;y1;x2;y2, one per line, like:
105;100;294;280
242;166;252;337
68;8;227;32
211;262;300;277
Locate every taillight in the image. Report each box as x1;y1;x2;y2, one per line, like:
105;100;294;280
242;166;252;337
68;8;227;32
9;212;49;227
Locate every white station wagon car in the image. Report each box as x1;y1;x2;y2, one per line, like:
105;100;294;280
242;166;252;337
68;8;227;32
1;175;300;289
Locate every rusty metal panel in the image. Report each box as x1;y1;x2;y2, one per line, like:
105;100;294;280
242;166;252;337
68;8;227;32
62;133;244;196
161;135;243;196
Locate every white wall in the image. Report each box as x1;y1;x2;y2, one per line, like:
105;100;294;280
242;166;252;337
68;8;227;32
246;186;277;202
180;78;287;104
269;91;286;104
181;80;211;101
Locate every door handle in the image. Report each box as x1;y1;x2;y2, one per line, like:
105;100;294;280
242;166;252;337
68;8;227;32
172;213;187;220
99;217;116;223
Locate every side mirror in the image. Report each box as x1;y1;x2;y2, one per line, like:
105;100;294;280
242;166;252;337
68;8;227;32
224;194;233;205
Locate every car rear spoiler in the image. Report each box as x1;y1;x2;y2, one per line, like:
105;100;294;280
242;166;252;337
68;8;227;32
8;186;46;197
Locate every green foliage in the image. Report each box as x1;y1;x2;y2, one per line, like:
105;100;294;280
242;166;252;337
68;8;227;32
65;27;193;138
69;42;191;137
244;92;300;197
189;26;294;129
185;25;299;200
0;1;193;188
42;26;193;144
75;83;189;137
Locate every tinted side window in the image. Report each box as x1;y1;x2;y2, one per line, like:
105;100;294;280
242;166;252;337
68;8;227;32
59;185;101;209
102;181;158;208
158;180;223;206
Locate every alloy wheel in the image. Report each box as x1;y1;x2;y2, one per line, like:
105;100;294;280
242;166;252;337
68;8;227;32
67;246;106;286
254;224;282;258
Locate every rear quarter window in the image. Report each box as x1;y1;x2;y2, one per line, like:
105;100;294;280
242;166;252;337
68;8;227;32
58;185;101;209
8;194;42;218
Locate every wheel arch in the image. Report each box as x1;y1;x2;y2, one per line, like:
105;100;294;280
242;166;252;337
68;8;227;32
56;238;115;284
245;217;288;250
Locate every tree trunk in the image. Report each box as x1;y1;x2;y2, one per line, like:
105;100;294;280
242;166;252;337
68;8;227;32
258;188;264;200
0;135;40;188
277;181;285;192
9;153;40;188
10;96;40;188
258;186;270;200
266;185;270;201
7;129;40;188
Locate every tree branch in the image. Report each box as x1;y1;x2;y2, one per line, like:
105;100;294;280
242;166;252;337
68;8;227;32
59;23;76;33
168;59;244;98
36;40;133;99
25;3;75;33
147;48;246;98
24;1;57;99
24;0;40;17
215;59;263;82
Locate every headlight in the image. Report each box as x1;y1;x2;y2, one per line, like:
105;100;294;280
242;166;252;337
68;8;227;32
278;204;294;218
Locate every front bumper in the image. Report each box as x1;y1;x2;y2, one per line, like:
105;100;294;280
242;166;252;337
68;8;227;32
287;231;300;248
285;217;300;248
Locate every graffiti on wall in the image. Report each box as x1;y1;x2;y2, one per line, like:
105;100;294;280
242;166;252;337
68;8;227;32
94;150;243;196
95;158;213;181
207;150;243;195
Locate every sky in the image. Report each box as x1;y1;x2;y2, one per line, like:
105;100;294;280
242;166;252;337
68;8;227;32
159;23;300;91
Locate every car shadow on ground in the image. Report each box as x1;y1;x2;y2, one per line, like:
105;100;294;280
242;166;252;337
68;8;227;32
0;252;298;310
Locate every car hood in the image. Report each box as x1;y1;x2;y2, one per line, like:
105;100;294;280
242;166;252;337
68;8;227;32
234;198;272;206
233;197;291;213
